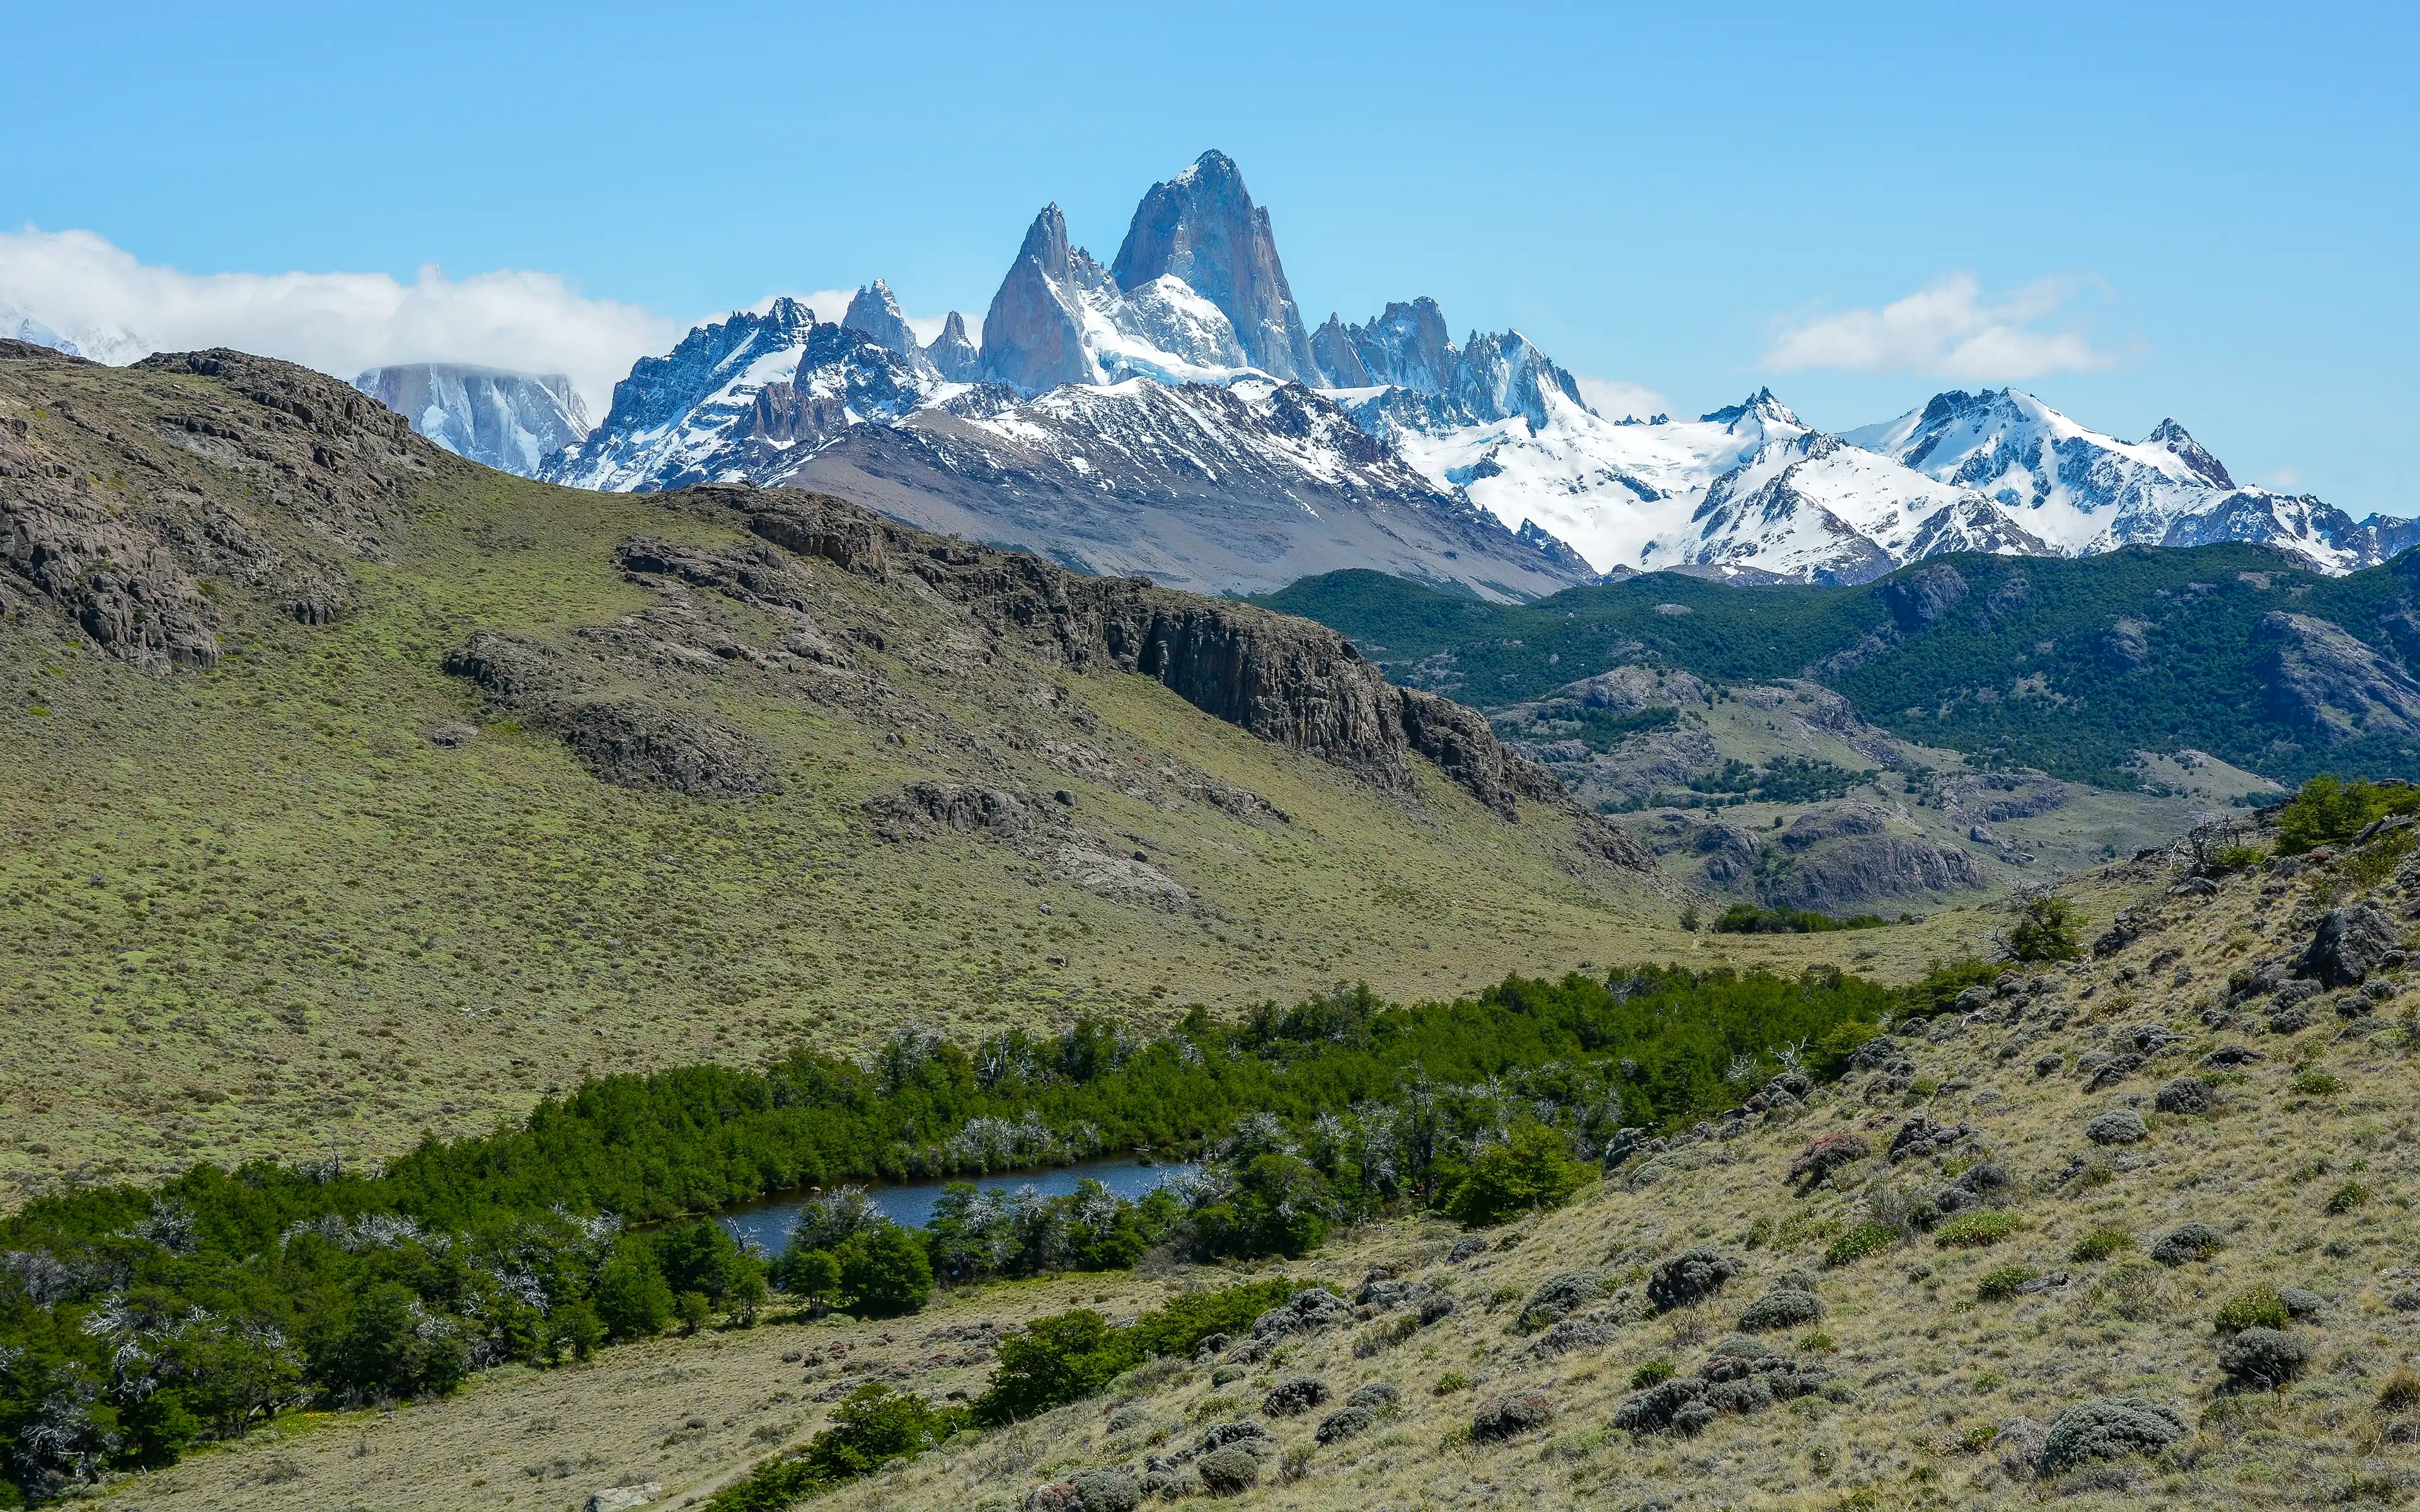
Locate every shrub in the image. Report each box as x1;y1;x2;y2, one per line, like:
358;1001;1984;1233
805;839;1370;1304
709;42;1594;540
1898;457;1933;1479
771;1247;841;1303
1714;904;1889;935
1516;1269;1608;1332
2324;1181;2373;1215
974;1310;1132;1426
704;1385;962;1512
1789;1132;1872;1190
1432;1371;1472;1395
1446;1121;1594;1229
2275;775;2420;855
1977;1266;2039;1302
1736;1289;1823;1332
1315;1406;1376;1445
2213;1286;2291;1335
2294;1068;2347;1096
1629;1358;1676;1390
1262;1375;1329;1418
834;1225;933;1319
1933;1211;2017;1249
2070;1228;2133;1263
1646;1246;1741;1310
2150;1222;2226;1267
2095;1260;2170;1321
2207;843;2266;871
2003;896;2083;963
2218;1327;2311;1390
1470;1389;1555;1441
2036;1395;2188;1474
675;1291;712;1336
2378;1370;2420;1412
1824;1223;1897;1268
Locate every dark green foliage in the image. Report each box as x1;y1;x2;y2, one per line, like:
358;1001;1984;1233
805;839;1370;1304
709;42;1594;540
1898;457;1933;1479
2275;776;2420;854
2004;896;2084;963
594;1246;676;1341
1688;757;1876;805
833;1227;933;1319
1257;548;2420;788
0;963;1896;1496
1898;958;2005;1019
1714;905;1889;935
1444;1123;1594;1228
972;1280;1297;1425
704;1385;964;1512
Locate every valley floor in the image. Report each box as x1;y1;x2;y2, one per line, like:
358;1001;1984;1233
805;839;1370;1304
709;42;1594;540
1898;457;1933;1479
98;836;2420;1511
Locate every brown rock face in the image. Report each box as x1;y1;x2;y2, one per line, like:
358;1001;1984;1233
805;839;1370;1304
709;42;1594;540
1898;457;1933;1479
718;483;1599;825
1;342;435;670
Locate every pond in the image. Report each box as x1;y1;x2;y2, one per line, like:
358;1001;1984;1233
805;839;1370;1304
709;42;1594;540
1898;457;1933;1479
713;1154;1202;1256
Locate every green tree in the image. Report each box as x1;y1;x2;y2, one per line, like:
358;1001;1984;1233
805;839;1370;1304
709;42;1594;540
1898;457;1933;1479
311;1281;467;1404
771;1247;841;1303
2275;774;2420;854
1187;1152;1332;1259
2002;895;2083;963
594;1247;676;1341
972;1309;1137;1425
675;1291;712;1336
1445;1120;1593;1228
834;1226;933;1319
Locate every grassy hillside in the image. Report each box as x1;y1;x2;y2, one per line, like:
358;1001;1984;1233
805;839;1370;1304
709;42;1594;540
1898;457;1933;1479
1260;547;2420;788
0;348;2000;1203
103;808;2420;1512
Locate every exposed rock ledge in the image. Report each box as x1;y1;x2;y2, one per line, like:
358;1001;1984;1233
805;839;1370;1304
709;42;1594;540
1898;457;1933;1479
698;484;1601;832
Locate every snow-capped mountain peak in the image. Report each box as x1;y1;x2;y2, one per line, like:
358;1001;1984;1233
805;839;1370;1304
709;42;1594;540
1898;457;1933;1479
2141;416;2234;489
1109;149;1322;383
1701;386;1802;432
841;280;924;362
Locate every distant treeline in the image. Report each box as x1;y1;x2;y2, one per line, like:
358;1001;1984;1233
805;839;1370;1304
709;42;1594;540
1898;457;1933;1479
0;965;1904;1502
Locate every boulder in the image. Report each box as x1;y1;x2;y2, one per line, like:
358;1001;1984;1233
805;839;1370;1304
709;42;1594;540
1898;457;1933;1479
2299;903;2400;987
584;1488;661;1512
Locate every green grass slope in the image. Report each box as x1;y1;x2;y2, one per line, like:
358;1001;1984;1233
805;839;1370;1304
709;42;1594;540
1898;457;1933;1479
0;347;1990;1204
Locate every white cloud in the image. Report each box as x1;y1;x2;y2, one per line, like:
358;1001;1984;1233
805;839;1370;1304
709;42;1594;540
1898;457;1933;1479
1764;273;2116;382
1572;375;1669;421
0;227;681;416
2266;466;2304;490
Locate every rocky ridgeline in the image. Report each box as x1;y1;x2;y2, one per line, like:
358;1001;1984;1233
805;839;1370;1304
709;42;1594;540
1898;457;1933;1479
0;341;444;670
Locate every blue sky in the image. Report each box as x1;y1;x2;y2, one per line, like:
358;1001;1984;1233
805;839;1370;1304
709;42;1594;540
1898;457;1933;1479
4;0;2414;511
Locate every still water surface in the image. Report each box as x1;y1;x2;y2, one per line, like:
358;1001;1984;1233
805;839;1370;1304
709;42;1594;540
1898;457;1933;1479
714;1155;1201;1255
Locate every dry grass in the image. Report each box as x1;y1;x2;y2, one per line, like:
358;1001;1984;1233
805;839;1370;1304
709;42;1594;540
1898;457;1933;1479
104;833;2420;1510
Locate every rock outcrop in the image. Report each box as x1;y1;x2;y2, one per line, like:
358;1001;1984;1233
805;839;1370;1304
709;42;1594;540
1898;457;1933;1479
717;486;1596;826
2253;610;2420;741
1;342;435;670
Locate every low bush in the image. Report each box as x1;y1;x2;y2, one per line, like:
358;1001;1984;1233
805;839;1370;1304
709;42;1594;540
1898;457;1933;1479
2070;1228;2133;1263
2295;1068;2348;1096
2379;1370;2420;1412
1629;1358;1676;1390
705;1385;963;1512
1824;1223;1898;1268
1976;1266;2039;1302
1933;1211;2017;1249
2213;1286;2291;1335
1714;905;1889;935
2324;1181;2373;1215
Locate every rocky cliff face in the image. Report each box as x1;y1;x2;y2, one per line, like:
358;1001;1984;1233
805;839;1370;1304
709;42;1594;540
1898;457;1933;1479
353;363;591;478
0;341;441;669
710;484;1594;825
2253;610;2420;742
841;280;926;367
981;206;1097;394
1109;150;1322;384
922;312;982;382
